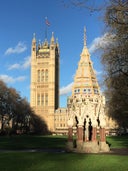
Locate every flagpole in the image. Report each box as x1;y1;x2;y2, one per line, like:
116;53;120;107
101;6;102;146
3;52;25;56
45;24;47;40
45;17;50;41
45;17;48;40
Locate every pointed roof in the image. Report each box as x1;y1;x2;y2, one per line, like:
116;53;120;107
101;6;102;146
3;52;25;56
72;27;100;97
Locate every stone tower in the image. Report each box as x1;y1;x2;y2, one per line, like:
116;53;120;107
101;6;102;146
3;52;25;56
30;33;59;131
67;27;109;153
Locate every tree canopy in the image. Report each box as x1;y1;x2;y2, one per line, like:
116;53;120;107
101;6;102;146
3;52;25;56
101;0;128;129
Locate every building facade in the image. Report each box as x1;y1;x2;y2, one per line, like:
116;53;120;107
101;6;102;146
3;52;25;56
30;33;59;131
30;28;110;135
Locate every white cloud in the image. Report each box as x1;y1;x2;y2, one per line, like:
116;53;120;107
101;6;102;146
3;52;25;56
22;56;31;69
8;63;21;70
5;42;27;55
89;33;115;54
60;82;73;96
15;76;26;82
94;70;102;76
0;75;26;84
8;56;31;70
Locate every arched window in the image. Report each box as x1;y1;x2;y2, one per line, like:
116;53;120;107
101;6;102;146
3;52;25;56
74;89;77;93
83;89;87;93
88;89;91;94
94;89;99;94
78;89;80;93
45;69;48;82
41;70;44;82
37;70;40;82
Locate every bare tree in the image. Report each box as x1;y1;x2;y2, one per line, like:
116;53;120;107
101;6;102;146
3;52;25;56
101;0;128;129
0;80;49;135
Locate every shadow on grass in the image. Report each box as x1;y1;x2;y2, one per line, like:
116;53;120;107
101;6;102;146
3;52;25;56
0;135;67;150
0;135;128;151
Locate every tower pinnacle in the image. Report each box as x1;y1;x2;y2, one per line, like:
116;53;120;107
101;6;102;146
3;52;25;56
33;33;36;41
50;32;55;44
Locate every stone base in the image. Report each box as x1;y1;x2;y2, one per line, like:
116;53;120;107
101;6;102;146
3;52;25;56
76;141;83;151
66;141;110;153
82;141;100;153
74;141;100;153
99;142;110;152
66;141;74;152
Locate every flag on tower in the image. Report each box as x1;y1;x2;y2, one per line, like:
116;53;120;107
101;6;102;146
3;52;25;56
45;17;50;26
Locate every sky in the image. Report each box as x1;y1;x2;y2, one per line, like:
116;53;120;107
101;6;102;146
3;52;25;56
0;0;110;107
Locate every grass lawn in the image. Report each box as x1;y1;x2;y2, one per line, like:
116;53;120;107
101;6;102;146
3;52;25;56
0;152;128;171
106;135;128;148
0;135;128;171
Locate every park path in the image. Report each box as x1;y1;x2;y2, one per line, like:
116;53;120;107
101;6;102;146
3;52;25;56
0;148;128;155
109;148;128;156
0;148;65;153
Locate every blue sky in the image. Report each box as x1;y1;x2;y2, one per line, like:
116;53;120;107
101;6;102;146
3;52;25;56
0;0;110;107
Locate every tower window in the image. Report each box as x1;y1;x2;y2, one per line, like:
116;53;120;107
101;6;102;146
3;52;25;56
41;70;44;82
41;94;44;106
37;94;40;106
45;69;48;82
45;93;48;106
